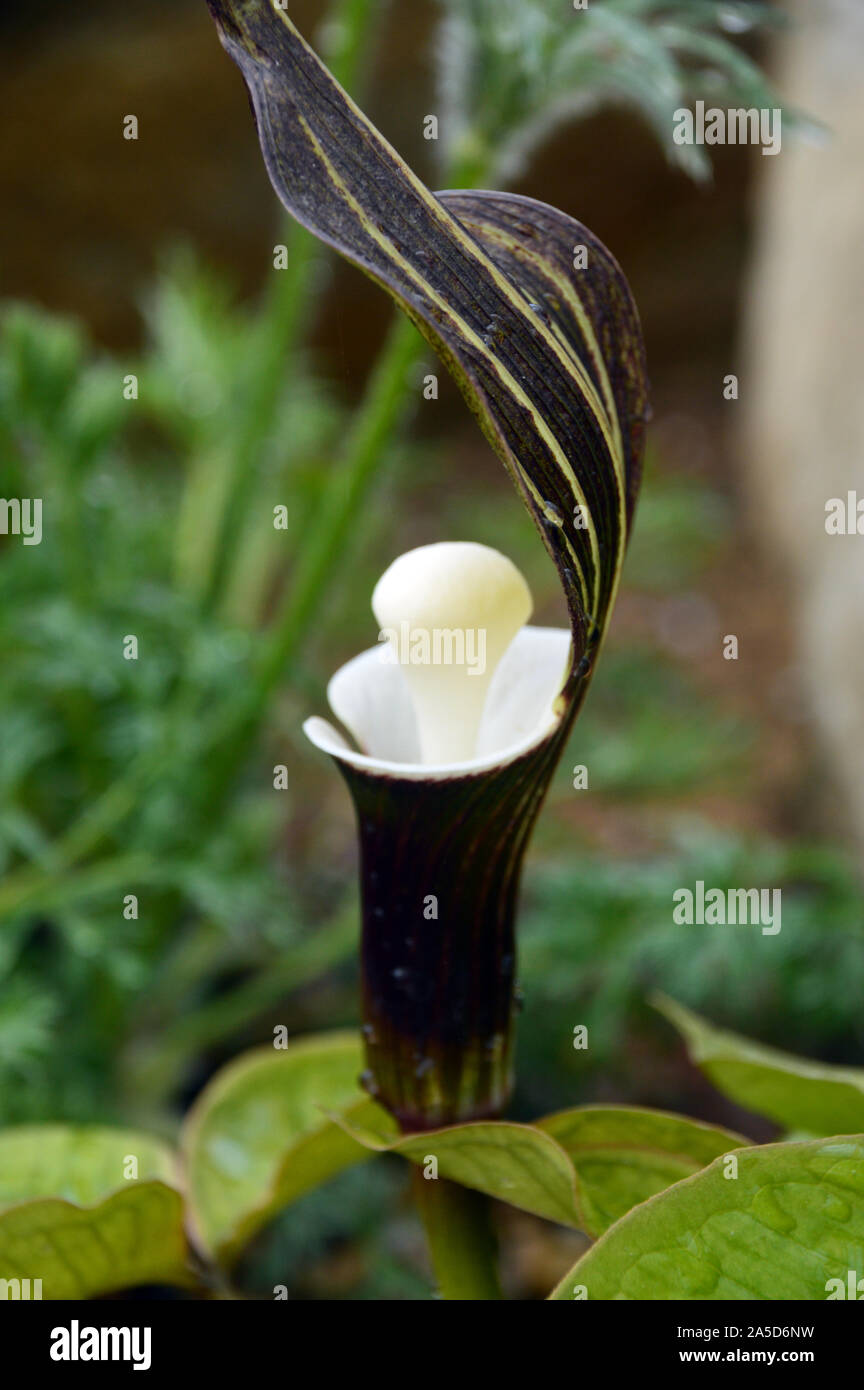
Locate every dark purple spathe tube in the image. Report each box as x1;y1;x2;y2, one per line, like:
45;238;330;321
305;622;574;1130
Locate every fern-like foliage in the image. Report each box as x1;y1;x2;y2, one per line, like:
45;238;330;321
436;0;790;181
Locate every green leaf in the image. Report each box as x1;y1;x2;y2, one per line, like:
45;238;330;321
340;1113;584;1227
655;994;864;1136
551;1136;864;1300
206;0;648;713
537;1105;747;1235
183;1031;392;1264
337;1089;745;1241
0;1126;188;1299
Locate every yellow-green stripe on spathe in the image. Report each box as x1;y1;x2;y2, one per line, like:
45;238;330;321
273;7;620;598
460;216;626;522
452;211;630;621
270;0;619;475
294;111;613;622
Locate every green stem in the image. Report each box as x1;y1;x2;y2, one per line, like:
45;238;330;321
182;0;389;613
412;1171;503;1301
320;0;387;90
171;317;425;814
255;313;422;691
122;904;357;1107
443;132;495;193
0;853;165;921
0;777;147;920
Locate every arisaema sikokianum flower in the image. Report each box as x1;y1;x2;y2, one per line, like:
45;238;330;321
206;0;649;1132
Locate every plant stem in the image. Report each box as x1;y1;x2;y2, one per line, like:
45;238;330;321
122;903;357;1108
190;0;389;615
0;777;149;920
254;313;422;692
321;0;387;90
412;1171;503;1301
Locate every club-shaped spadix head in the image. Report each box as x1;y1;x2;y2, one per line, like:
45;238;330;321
372;542;533;765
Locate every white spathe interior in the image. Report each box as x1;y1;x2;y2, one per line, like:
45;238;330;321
303;626;572;780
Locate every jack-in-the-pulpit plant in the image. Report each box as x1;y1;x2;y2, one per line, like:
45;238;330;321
205;0;649;1133
3;0;860;1314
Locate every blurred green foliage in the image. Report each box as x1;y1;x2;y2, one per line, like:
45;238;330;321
0;275;367;1124
519;834;864;1120
437;0;792;182
234;1161;429;1300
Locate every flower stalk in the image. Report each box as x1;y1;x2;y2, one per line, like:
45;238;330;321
411;1170;503;1300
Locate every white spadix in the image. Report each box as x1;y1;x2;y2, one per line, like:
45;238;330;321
371;542;533;765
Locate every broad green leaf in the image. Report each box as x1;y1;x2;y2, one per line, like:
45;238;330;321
206;0;648;715
551;1136;864;1301
183;1031;392;1264
537;1105;747;1236
656;995;864;1136
0;1126;188;1298
340;1113;584;1228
